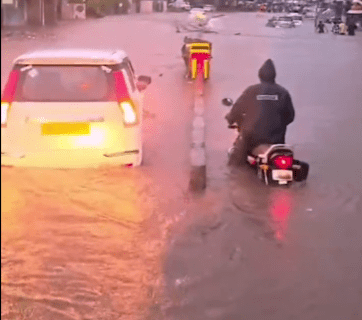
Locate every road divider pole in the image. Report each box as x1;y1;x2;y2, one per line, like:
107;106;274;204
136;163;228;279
189;77;207;192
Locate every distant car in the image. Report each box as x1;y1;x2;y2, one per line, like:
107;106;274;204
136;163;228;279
302;6;315;13
266;16;296;28
168;0;190;11
203;4;216;12
1;49;152;168
291;5;302;13
287;13;303;25
275;16;296;28
304;10;317;19
303;6;317;19
266;16;278;27
190;7;205;14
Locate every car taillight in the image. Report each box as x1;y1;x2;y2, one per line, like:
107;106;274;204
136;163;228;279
1;70;20;128
120;100;137;125
273;155;293;169
113;71;138;127
1;102;10;127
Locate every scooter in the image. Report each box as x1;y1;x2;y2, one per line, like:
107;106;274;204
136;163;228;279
332;23;340;34
222;98;309;186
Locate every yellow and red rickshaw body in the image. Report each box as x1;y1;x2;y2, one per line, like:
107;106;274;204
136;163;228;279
187;42;212;80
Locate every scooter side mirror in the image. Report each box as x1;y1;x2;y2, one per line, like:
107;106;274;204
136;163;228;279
136;75;152;92
137;75;152;85
222;98;233;106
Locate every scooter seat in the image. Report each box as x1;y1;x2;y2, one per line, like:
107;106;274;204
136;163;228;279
251;144;271;158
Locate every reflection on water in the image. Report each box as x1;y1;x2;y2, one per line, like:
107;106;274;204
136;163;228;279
1;167;171;320
227;168;295;242
269;189;293;241
162;166;362;319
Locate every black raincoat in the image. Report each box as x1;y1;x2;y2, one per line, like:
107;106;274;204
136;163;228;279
347;23;357;36
226;59;295;164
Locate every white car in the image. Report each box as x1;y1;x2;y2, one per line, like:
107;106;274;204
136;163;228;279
287;13;303;25
168;0;190;11
304;10;316;19
303;6;317;19
203;5;216;12
267;16;295;28
1;49;151;168
183;2;191;10
189;7;205;15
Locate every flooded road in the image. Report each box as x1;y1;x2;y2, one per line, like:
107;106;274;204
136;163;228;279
2;12;362;319
164;13;362;320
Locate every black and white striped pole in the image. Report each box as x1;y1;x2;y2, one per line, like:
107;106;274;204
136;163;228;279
189;76;207;192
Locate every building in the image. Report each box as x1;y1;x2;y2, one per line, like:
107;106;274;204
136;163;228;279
2;0;27;26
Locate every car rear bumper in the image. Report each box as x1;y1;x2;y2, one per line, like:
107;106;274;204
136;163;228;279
1;148;142;168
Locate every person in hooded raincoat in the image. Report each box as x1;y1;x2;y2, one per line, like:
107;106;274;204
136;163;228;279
347;21;357;35
316;20;328;33
225;59;295;167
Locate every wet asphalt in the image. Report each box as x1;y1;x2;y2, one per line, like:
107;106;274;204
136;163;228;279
1;12;362;320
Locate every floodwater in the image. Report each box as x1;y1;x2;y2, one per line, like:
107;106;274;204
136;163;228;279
2;12;362;320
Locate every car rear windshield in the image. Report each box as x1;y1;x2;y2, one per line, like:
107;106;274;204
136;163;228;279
14;65;114;102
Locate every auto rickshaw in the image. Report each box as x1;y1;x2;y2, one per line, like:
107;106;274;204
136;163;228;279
182;38;212;80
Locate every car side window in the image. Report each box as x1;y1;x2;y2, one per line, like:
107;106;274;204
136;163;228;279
128;61;135;75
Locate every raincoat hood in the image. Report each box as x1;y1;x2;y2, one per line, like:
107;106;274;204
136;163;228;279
258;59;276;83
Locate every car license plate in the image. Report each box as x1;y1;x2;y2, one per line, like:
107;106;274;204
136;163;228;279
272;170;293;181
41;122;90;135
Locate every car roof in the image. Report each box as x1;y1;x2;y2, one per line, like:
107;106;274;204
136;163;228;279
14;49;128;66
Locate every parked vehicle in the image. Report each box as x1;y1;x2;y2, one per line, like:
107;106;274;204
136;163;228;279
267;3;284;13
203;4;216;12
168;0;190;11
287;13;303;25
237;1;259;12
303;6;317;19
266;16;279;27
290;5;302;13
266;16;296;28
189;7;205;15
275;16;296;28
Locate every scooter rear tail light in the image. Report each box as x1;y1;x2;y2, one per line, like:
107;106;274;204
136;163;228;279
113;71;138;127
273;155;293;169
1;70;20;128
